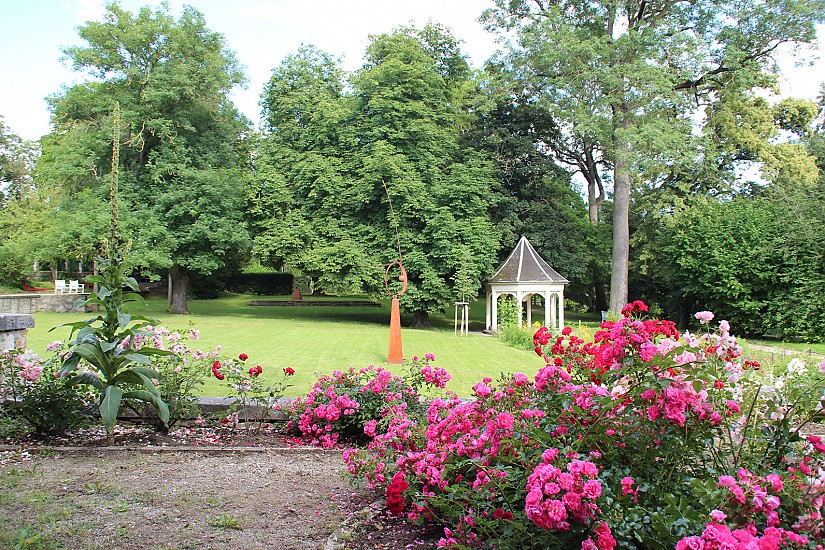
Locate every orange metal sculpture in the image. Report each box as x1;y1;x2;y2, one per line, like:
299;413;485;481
383;179;407;364
385;260;407;364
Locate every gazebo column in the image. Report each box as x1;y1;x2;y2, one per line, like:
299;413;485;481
550;293;557;329
544;292;551;328
558;292;565;330
491;291;499;331
516;291;524;328
525;294;532;327
485;287;492;331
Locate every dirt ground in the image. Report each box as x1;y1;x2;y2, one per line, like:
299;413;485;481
0;424;443;550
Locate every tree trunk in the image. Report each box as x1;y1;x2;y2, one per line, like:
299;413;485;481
169;264;190;314
592;264;608;313
412;310;430;328
93;259;100;293
609;111;631;314
583;162;607;311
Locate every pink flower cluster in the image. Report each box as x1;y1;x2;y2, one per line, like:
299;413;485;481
15;351;44;382
581;523;617;550
420;364;451;388
677;524;806;549
295;386;361;447
716;469;783;527
525;448;603;532
399;395;517;491
678;467;815;548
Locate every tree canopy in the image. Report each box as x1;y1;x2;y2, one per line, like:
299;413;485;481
33;2;251;312
254;27;508;326
482;0;825;313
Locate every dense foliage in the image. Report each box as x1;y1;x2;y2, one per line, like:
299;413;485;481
482;0;825;315
3;3;252;311
254;28;501;326
1;2;823;339
632;93;825;340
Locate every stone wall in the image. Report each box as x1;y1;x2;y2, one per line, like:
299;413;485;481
0;313;35;351
0;293;94;314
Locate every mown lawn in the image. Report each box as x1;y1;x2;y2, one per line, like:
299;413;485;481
23;293;822;397
25;294;544;397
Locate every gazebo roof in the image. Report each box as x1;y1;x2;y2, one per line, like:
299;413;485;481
490;236;568;284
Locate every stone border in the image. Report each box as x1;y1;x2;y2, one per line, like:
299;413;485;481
0;444;341;454
249;300;380;307
0;313;34;350
0;293;95;314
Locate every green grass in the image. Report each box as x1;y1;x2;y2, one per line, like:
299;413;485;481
25;294;543;397
26;293;820;398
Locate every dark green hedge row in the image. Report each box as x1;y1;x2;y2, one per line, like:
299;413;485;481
230;272;294;295
188;271;294;298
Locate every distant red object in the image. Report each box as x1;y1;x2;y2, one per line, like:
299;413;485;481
23;283;49;292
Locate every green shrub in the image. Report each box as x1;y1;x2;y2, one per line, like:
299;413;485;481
0;243;31;288
499;324;538;352
0;348;93;439
497;295;520;327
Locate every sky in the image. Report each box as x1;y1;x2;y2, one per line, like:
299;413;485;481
0;0;823;142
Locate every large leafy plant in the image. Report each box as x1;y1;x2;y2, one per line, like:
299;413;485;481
56;259;173;443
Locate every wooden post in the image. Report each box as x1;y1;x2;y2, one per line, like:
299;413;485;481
388;296;403;363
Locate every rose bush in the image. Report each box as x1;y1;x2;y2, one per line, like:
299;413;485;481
0;347;92;438
282;354;449;448
329;302;825;548
120;325;212;432
210;352;294;433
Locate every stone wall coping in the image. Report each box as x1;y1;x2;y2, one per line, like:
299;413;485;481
0;313;35;331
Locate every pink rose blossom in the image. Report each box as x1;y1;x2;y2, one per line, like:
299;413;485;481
695;311;714;324
709;509;726;522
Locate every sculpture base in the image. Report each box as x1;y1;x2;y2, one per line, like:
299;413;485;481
388;297;403;364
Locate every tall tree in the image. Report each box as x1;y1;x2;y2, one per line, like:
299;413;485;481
0;117;38;207
41;2;250;313
349;25;501;326
482;0;825;313
257;25;501;326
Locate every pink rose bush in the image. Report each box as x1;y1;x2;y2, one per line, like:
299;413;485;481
293;303;825;548
0;347;93;437
282;354;447;448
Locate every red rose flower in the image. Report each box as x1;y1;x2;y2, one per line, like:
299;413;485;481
385;473;409;517
248;365;263;377
211;360;224;380
283;367;295;376
238;353;248;361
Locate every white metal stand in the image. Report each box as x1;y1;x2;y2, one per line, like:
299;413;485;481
454;301;469;335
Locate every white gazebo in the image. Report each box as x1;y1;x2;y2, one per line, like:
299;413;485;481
486;236;568;332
